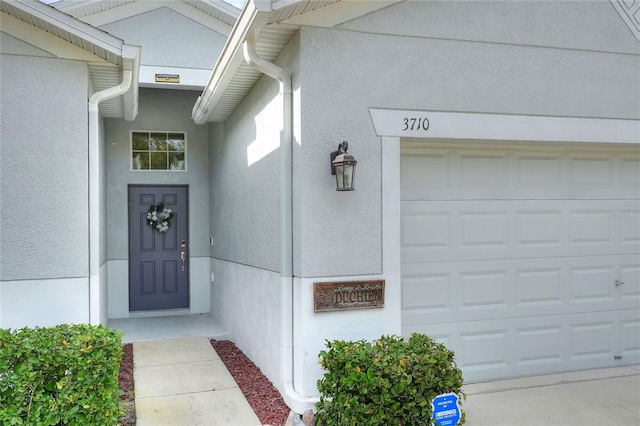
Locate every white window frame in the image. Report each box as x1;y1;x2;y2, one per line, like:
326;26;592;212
130;130;188;172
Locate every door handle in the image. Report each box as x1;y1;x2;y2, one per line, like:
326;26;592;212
180;251;186;271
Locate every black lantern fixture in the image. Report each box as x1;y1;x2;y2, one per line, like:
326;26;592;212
330;141;358;191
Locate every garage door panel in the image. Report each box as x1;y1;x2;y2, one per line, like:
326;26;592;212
621;158;640;186
402;310;639;382
620;265;640;299
570;321;615;360
401;256;639;325
401;145;640;382
515;326;563;366
401;147;639;201
401;200;639;263
621;319;640;356
621;214;640;243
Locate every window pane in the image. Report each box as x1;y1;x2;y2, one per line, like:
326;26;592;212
169;152;185;170
150;152;168;170
150;133;168;151
133;152;149;169
131;131;185;171
132;133;149;150
167;133;185;151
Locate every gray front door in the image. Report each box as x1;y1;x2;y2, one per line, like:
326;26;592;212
128;185;189;311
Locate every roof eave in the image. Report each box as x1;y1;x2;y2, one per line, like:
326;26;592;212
192;0;271;124
8;0;125;58
4;0;141;121
191;0;403;124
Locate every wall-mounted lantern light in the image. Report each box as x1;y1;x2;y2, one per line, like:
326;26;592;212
330;141;358;191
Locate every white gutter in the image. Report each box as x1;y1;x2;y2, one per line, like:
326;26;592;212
242;37;317;415
87;70;133;325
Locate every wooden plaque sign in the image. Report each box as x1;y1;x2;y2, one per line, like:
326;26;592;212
314;280;385;313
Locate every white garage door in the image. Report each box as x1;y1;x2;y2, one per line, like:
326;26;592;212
400;142;640;382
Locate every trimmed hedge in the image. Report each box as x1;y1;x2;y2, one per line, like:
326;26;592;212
315;333;465;426
0;324;124;426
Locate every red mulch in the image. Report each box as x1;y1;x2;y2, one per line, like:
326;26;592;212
118;343;135;426
211;339;290;426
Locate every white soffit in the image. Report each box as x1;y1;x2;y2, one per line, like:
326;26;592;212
1;0;140;119
2;0;124;63
53;0;238;35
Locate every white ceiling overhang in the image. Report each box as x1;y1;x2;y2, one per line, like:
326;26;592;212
1;0;141;120
192;0;401;124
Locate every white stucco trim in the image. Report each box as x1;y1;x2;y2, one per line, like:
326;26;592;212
0;278;90;328
369;108;640;144
107;260;129;319
190;257;212;314
106;257;211;319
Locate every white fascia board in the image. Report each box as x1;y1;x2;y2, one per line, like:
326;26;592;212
369;108;640;145
1;11;112;63
77;1;234;36
192;1;270;124
276;0;402;27
9;0;125;56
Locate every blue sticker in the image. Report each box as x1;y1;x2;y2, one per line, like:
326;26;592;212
431;392;461;426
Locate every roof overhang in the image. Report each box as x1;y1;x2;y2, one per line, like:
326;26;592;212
192;0;400;124
1;0;140;120
52;0;239;35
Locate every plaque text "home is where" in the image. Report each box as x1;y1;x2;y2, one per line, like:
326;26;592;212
314;280;385;313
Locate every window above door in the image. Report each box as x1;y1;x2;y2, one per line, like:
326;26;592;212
131;131;186;171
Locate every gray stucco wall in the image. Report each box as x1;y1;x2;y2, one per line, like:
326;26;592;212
105;88;210;260
99;7;227;70
207;38;297;272
0;54;89;280
340;0;638;55
294;0;639;277
333;0;639;118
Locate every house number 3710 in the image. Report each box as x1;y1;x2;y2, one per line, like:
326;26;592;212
402;117;430;131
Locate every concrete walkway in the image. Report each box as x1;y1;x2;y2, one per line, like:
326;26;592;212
133;337;261;426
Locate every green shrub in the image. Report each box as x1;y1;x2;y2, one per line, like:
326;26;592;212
0;324;124;426
315;333;465;426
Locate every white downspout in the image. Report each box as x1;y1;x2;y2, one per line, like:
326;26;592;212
87;70;133;325
242;38;317;414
